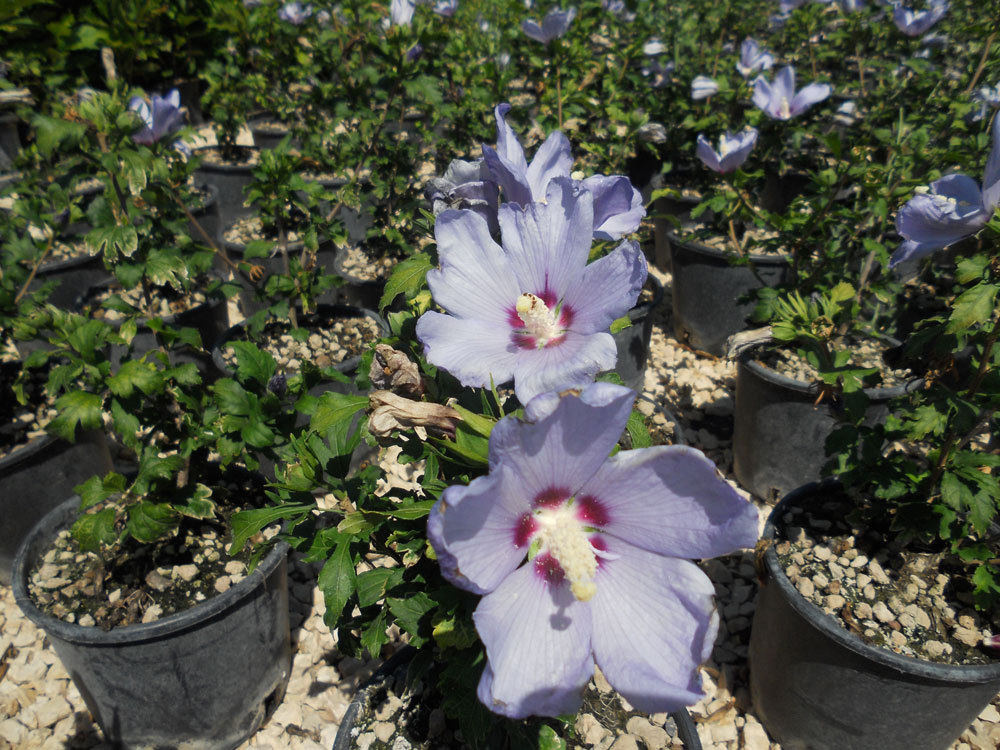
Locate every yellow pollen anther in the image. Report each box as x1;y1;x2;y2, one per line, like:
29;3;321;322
778;96;792;119
516;293;563;347
536;506;598;602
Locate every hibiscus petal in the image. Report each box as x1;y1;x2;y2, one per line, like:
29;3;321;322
932;174;986;214
525;131;573;200
416;313;518;389
520;19;548;44
561;240;646;333
494;103;529;176
580;175;645;240
578;445;759;558
789;82;831;116
590;539;718;714
428;209;520;324
427;463;532;594
696;134;722;172
498;178;592;301
889;239;943;268
483;144;534;206
773;65;796;104
474;564;594;718
488;382;634;498
895;191;987;250
752;75;773;114
513;330;618;405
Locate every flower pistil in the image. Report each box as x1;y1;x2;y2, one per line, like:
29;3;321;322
515;293;567;348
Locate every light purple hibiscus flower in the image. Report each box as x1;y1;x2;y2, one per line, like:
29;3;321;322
278;1;312;23
129;89;186;151
736;38;775;78
415;179;647;405
753;66;831;120
434;0;458;16
427;382;759;718
691;75;719;100
425;158;500;235
696;129;759;174
521;7;577;44
893;0;948;37
482;103;645;240
390;0;417;25
891;115;1000;267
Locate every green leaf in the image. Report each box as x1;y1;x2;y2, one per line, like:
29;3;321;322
361;606;390;658
108;359;163;397
380;252;432;308
947;284;998;334
626;409;652;449
75;472;126;510
610;314;632;334
49;390;103;441
229;341;277;386
356;567;405;607
126;502;179;543
319;541;355;622
337;511;379;536
172;484;216;519
538;725;567;750
387;593;435;636
311;391;369;435
228;502;314;554
431;612;479;649
213;378;254;416
71;508;118;552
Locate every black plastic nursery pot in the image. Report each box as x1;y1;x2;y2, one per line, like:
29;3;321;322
749;482;1000;750
193;146;260;227
333;646;704;750
0;112;23;169
249;114;301;151
12;497;291;750
0;431;112;585
732;349;921;502
610;273;664;392
651;193;702;272
668;235;790;356
31;249;110;311
332;244;388;313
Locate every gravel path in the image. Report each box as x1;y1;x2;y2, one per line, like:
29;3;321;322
2;264;998;750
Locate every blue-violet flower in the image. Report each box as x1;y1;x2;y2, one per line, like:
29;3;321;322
696;129;759;174
893;0;948;37
522;7;577;44
129;89;186;150
415;179;647;404
427;382;759;718
736;38;774;78
691;75;719;100
752;66;831;120
891;115;1000;266
482;104;645;240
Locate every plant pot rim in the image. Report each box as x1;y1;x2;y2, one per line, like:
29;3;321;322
12;495;289;646
332;244;390;287
79;277;225;328
210;302;386;378
0;430;63;469
737;345;924;400
762;480;1000;683
193;145;260;172
333;644;704;750
666;230;792;266
629;273;664;322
